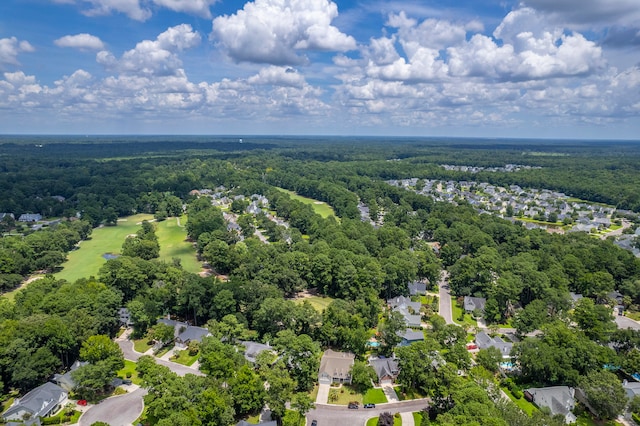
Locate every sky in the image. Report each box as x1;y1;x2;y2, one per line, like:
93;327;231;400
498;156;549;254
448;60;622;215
0;0;639;138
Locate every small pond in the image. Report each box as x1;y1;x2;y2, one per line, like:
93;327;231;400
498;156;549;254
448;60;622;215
102;253;120;260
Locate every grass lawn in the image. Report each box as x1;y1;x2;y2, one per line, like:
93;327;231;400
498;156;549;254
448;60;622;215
117;360;142;385
626;311;640;322
55;213;153;282
397;387;425;401
363;388;388;404
293;295;335;313
155;216;201;273
450;298;477;327
171;349;199;366
501;386;537;416
329;385;364;405
133;337;153;354
244;413;261;424
413;412;423;424
155;345;173;358
275;187;337;219
575;413;620;426
366;415;401;426
309;384;319;402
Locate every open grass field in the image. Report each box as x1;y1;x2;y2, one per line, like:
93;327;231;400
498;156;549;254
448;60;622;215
55;214;201;283
55;213;153;282
171;349;199;366
293;295;335;313
275;187;337;219
156;216;201;273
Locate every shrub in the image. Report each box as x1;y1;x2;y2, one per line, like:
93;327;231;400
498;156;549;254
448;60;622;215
125;372;132;378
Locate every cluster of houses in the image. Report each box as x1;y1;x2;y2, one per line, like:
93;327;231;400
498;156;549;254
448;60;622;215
440;164;542;173
385;178;640;256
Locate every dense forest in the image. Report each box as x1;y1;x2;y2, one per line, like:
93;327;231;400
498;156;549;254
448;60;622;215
1;136;640;426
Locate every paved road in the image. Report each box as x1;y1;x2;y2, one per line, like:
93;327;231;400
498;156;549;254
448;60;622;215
307;399;429;426
438;271;454;325
616;315;640;331
116;330;204;377
78;387;147;426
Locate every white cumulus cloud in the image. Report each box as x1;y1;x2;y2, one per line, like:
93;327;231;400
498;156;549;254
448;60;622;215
247;66;306;88
0;37;35;67
55;34;105;50
51;0;152;21
97;24;201;76
152;0;218;18
212;0;356;65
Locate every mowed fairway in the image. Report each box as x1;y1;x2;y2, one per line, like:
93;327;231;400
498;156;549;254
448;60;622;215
156;216;201;273
293;295;334;313
55;213;153;282
55;214;201;282
275;187;336;218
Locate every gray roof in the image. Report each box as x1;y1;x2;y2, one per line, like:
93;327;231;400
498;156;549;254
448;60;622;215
237;421;277;426
464;296;486;312
623;381;640;400
370;358;399;381
388;296;421;312
51;360;88;392
408;281;427;296
398;328;424;343
475;331;512;357
157;319;211;344
240;341;274;363
525;386;576;423
3;382;67;424
319;349;355;381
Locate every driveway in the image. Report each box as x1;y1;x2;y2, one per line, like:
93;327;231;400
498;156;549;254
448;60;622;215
438;271;454;325
308;399;429;426
616;315;640;331
381;384;399;403
78;387;147;426
316;383;330;404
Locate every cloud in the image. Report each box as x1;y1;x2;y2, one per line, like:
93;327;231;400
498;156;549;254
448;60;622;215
0;37;35;67
152;0;218;18
54;33;105;50
247;66;306;88
522;0;640;28
211;0;356;65
51;0;152;21
97;24;201;76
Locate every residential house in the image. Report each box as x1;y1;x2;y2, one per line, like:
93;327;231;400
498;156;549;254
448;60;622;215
3;382;68;425
240;341;275;364
18;213;42;222
369;358;399;385
569;292;583;305
0;213;14;220
51;360;88;392
408;281;427;296
524;386;576;424
388;296;422;328
622;380;640;401
463;296;486;315
118;307;133;328
318;349;355;385
237;420;277;426
397;329;424;347
157;319;212;349
475;331;512;358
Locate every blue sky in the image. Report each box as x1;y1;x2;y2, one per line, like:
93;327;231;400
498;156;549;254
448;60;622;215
1;0;639;138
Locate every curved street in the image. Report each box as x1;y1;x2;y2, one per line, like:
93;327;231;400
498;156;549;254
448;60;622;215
78;387;147;426
307;399;430;426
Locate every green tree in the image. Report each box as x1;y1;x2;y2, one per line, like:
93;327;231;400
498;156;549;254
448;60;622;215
578;370;627;420
350;361;376;393
79;335;124;372
230;365;266;416
151;323;175;346
379;311;406;356
475;347;502;373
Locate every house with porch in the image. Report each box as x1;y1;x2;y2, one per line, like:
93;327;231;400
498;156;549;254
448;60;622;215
370;357;399;385
318;349;355;385
157;319;211;349
2;382;68;425
524;386;576;424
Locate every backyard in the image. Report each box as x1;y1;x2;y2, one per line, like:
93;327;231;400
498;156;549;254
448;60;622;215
293;295;335;313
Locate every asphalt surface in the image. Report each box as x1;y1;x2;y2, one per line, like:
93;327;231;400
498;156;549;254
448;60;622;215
307;399;430;426
438;271;454;324
616;315;640;331
78;387;147;426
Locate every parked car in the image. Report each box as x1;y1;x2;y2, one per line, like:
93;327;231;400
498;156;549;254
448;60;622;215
348;402;359;409
311;421;317;426
364;403;376;408
77;400;87;406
